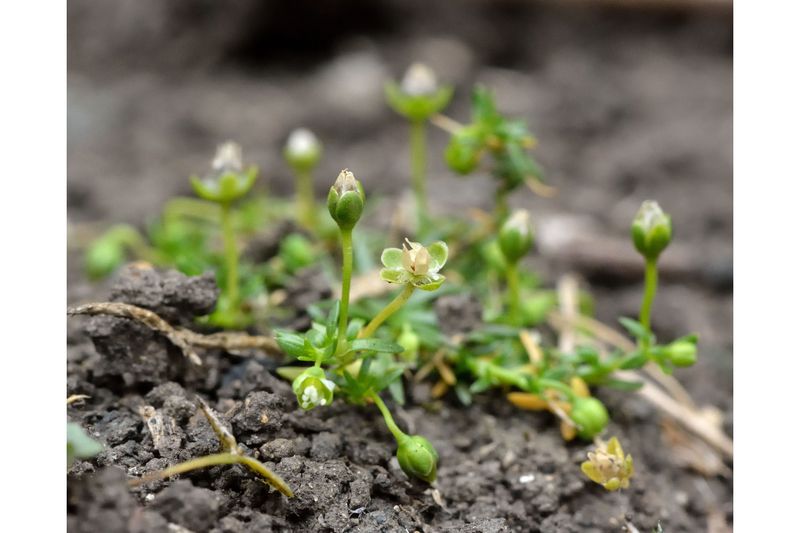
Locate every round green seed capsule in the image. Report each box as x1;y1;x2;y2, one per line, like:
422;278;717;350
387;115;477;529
570;397;609;440
396;435;439;483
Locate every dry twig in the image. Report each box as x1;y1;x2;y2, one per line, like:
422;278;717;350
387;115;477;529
67;302;283;364
66;394;90;405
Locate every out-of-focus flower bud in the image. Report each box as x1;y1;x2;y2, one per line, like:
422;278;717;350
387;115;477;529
444;125;484;175
385;63;453;122
631;200;672;260
498;209;534;264
665;338;698;367
190;141;258;203
569;397;609;439
284;128;322;173
327;169;365;231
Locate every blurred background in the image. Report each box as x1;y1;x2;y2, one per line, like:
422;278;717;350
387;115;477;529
67;0;732;402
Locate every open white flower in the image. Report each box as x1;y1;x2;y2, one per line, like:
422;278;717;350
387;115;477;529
380;239;448;291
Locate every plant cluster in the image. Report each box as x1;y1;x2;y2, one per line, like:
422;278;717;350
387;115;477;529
73;63;700;494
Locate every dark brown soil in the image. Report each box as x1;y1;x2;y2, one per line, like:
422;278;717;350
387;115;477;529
68;1;732;532
67;265;731;533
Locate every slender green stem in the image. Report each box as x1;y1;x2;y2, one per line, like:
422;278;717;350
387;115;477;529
538;378;577;400
410;119;428;227
220;202;239;307
507;261;520;325
470;359;529;390
639;258;658;334
369;390;408;443
359;284;415;339
335;229;354;355
494;186;509;222
295;169;316;229
163;197;221;223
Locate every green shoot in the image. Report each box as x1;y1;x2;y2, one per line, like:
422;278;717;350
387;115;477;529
128;398;293;498
190;141;258;328
67;422;103;469
386;63;453;228
284;128;323;230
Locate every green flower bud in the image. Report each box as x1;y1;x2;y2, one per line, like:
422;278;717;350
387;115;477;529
291;367;335;410
444;125;483;175
284;128;322;173
190;141;258;204
396;435;439;483
397;323;420;363
385;63;453;122
570;397;609;440
327;169;365;231
665;339;697;367
498;210;534;264
631;201;672;260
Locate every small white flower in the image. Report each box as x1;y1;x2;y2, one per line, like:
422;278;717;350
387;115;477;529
286;128;320;158
212;141;243;173
401;63;438;96
298;378;336;409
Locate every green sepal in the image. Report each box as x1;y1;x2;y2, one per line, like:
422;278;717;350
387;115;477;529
190;166;258;204
413;273;446;291
385;82;453;122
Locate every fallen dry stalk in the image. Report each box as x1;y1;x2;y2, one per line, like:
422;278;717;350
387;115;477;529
129;397;293;497
67;302;282;364
66;394;90;405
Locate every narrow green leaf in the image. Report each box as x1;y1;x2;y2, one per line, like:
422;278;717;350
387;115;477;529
350;339;404;353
